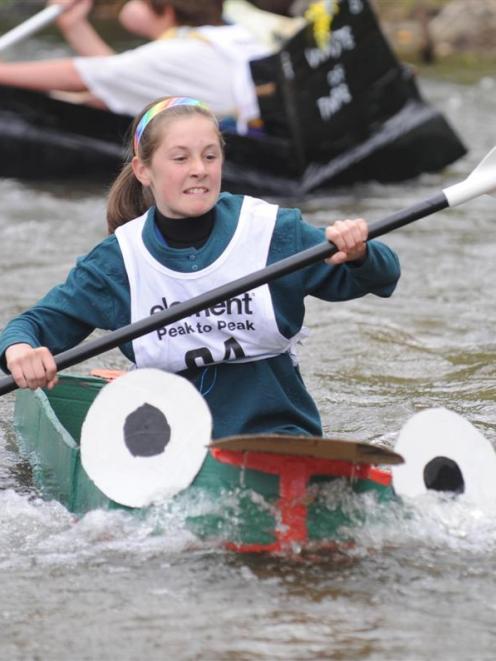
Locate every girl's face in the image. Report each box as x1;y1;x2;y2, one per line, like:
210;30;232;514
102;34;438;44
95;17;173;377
133;115;223;219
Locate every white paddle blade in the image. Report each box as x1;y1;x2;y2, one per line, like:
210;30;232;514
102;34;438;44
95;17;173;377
392;407;496;505
81;368;212;508
0;5;64;52
444;145;496;207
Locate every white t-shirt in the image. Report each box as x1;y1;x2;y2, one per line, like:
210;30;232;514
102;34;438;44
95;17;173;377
74;24;270;132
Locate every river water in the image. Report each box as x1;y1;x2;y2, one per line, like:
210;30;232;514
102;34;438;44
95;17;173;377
1;52;496;659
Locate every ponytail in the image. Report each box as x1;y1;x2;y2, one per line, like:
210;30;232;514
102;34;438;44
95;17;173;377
106;163;154;234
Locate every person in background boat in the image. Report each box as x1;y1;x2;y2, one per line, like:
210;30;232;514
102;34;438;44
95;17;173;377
0;0;270;132
0;96;401;440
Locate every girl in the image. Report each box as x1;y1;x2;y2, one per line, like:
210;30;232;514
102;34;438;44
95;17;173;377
0;96;400;439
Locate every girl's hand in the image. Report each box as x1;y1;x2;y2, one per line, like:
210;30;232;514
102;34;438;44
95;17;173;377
325;218;368;265
49;0;93;32
5;343;58;390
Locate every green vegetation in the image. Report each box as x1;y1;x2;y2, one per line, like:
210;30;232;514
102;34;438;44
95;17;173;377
416;52;496;84
374;0;452;20
373;0;496;84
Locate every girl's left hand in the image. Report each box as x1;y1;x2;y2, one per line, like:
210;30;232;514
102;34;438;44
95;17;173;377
325;218;368;265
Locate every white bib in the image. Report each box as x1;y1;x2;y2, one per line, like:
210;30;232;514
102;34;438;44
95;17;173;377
116;196;302;373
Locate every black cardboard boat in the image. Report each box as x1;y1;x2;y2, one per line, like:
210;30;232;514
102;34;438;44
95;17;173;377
0;0;466;195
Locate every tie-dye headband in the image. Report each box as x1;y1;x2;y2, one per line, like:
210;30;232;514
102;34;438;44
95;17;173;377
133;97;210;153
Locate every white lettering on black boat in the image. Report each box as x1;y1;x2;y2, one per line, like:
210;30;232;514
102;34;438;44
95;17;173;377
349;0;364;14
304;26;355;69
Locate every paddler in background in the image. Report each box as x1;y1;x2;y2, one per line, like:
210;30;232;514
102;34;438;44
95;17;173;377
0;0;273;133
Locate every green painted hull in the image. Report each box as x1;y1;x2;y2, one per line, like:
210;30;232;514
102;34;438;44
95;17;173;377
14;375;395;552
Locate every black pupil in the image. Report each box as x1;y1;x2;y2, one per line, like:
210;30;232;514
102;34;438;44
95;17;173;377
423;456;465;494
124;403;171;457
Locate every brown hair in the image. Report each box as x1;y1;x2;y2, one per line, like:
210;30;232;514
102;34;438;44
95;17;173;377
106;97;224;233
148;0;224;25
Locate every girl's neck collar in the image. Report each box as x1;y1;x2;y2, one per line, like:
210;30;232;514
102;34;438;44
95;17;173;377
153;207;215;249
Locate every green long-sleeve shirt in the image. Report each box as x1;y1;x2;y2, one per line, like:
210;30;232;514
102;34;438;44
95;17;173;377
0;193;400;438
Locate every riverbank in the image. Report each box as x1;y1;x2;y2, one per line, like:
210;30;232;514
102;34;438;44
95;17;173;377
375;0;496;81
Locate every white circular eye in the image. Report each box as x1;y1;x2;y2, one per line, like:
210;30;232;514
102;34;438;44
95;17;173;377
81;368;212;508
392;407;496;505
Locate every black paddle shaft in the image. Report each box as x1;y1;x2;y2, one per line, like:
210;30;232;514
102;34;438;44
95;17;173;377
0;192;447;396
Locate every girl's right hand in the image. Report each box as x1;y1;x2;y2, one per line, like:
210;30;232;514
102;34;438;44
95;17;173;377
49;0;93;32
5;343;58;390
